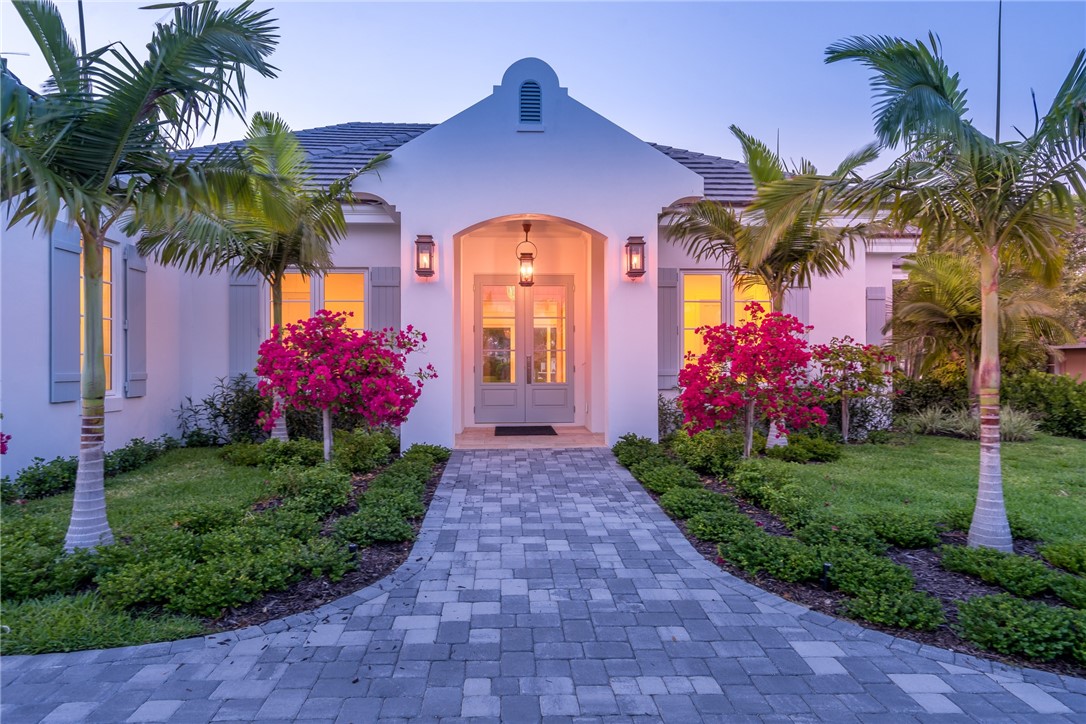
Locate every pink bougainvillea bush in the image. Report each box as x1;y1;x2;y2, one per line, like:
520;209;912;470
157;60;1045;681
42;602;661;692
812;336;894;442
678;303;826;457
256;310;437;460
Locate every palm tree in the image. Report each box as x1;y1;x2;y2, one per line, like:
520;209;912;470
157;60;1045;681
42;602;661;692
664;125;877;312
2;1;277;551
826;34;1086;550
136;111;388;441
889;252;1073;398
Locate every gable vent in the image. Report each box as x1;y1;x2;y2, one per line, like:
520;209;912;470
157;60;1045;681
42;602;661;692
519;81;542;124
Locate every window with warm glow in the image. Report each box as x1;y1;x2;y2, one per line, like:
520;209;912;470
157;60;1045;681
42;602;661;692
322;272;365;330
80;244;113;393
682;273;722;360
273;272;311;328
733;276;772;325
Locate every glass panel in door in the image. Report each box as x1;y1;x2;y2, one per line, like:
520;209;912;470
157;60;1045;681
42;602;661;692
531;286;567;384
481;285;517;384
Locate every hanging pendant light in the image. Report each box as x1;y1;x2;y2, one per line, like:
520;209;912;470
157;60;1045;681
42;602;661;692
516;222;537;287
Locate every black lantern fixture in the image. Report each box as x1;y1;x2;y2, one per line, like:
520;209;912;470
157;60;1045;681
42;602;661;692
625;236;646;278
516;222;537;287
414;235;435;278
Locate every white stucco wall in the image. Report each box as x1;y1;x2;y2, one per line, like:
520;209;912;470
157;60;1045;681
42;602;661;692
353;59;703;447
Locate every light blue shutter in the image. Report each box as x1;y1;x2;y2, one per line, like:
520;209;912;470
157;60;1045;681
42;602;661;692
369;267;401;331
50;224;82;403
229;271;263;378
866;286;888;344
658;268;680;389
124;246;148;397
783;285;810;327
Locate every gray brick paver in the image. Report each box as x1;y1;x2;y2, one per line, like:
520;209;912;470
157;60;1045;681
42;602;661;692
2;449;1082;723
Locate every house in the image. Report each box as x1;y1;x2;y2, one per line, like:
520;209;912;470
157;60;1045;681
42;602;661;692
0;58;914;473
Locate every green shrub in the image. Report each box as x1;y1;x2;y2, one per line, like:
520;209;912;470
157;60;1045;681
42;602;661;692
902;405;952;436
956;594;1078;661
940;546;1056;597
820;545;914;595
383;457;434;483
1041;541;1086;577
686;508;756;543
161;502;245;535
670;429;747;478
253;506;321;541
12;455;78;499
636;463;702;494
862;511;940;548
96;555;190;610
262;438;324;469
658;487;732;520
219;442;265;467
335;504;415;546
333;428;394;474
729;458;798;508
865;429;892;445
765;434;843;464
1002;369;1086;439
1050;575;1086;610
939;507;1040;541
176;374;270;446
893;375;969;417
612;433;666;468
363;488;425;520
658;394;684;439
0;593;203;655
368;472;424;500
903;406;1038;442
796;516;887;555
846;589;945;630
297;537;356;581
268;465;352;518
0;518;98;602
719;532;821;582
402;443;451;464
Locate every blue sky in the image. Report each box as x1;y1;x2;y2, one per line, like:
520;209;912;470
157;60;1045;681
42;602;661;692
2;1;1083;171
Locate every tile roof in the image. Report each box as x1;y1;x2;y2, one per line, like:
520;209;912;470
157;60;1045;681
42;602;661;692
185;121;755;205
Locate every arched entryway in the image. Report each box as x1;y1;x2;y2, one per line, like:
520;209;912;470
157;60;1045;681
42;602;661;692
452;215;607;445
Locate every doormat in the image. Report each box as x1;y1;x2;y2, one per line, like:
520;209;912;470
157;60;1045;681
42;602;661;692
494;425;558;436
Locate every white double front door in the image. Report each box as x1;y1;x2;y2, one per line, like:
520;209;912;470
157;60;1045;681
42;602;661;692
474;275;574;424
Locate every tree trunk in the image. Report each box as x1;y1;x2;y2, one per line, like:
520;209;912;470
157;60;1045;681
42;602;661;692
64;235;114;552
968;245;1012;551
841;396;850;443
269;277;289;442
322;408;333;462
765;289;789;449
743;399;755;458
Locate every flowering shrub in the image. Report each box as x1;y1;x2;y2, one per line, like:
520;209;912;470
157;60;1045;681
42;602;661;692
256;311;436;460
678;303;826;456
812;337;894;442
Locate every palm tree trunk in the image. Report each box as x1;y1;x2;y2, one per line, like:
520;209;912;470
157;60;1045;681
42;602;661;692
269;278;289;442
743;399;755;457
766;287;788;449
64;235;114;552
968;245;1012;551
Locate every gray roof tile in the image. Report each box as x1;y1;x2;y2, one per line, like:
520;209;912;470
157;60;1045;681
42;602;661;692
185;122;754;205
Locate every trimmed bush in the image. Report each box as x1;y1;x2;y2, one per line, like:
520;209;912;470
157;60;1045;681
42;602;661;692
333;428;395;474
669;429;747;478
765;434;843;464
687;508;757;544
728;458;798;508
0;517;98;603
940;546;1056;597
363;488;425;520
846;589;945;631
795;516;887;555
261;438;324;469
297;537;355;581
862;511;940;549
402;443;451;465
219;442;265;467
820;545;914;595
268;465;352;519
957;594;1080;662
719;532;821;582
658;488;733;520
893;375;969;417
1002;369;1086;439
1041;541;1086;577
335;504;415;546
612;433;666;468
636;462;702;494
1050;575;1086;610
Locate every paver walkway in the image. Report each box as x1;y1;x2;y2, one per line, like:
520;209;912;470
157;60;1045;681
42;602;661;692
2;449;1084;723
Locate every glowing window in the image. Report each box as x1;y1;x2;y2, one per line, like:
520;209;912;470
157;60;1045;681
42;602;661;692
79;243;113;393
322;272;365;330
733;276;772;326
273;272;311;329
682;273;722;360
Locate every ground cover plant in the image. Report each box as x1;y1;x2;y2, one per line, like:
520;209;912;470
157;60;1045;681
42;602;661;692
0;435;449;655
613;432;1086;673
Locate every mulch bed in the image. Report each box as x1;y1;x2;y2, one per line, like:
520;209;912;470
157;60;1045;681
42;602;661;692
207;461;445;632
651;479;1086;679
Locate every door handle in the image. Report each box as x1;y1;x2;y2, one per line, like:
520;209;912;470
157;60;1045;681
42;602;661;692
526;355;532;385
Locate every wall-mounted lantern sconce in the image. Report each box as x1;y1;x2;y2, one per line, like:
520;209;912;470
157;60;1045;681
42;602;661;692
415;235;435;278
625;236;646;278
516;222;537;287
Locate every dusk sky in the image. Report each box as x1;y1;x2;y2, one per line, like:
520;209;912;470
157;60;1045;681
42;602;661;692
2;1;1083;172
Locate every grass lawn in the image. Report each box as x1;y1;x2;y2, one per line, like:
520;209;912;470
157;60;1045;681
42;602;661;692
787;434;1086;543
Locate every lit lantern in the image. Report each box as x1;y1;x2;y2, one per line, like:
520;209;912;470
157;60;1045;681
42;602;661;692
625;236;646;278
415;235;435;278
516;222;537;287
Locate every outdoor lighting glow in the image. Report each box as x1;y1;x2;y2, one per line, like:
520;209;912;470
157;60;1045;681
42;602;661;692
415;235;435;278
516;222;537;287
625;236;646;278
